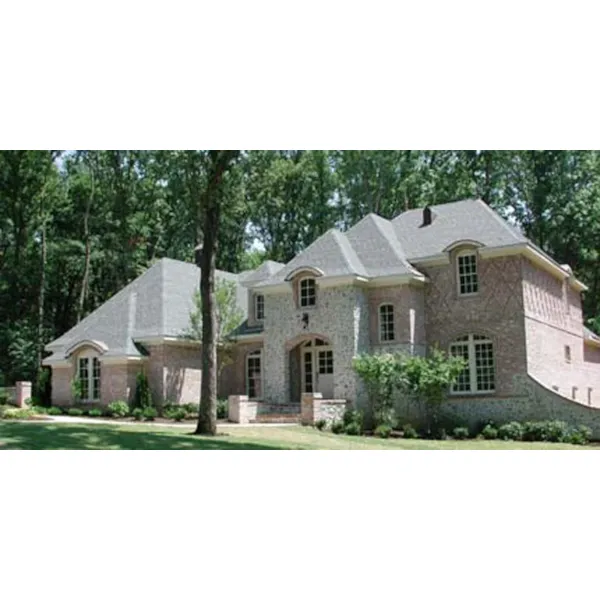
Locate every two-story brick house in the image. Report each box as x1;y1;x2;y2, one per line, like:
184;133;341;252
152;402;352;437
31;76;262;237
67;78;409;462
44;199;600;433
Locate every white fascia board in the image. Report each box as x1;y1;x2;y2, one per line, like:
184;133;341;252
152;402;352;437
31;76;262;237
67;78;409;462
231;333;264;343
367;273;427;288
410;254;451;267
134;336;201;347
99;355;148;365
318;275;369;288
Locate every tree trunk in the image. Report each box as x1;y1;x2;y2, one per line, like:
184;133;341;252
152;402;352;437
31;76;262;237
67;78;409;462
195;150;239;435
37;220;46;375
77;165;94;322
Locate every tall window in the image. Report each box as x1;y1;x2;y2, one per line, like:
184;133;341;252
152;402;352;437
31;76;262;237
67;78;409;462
299;277;316;307
379;304;395;342
246;350;262;399
457;251;478;295
78;354;101;401
449;334;495;394
255;294;265;321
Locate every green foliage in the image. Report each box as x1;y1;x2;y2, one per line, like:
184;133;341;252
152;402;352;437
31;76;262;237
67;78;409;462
567;425;592;445
342;408;363;429
344;422;361;436
330;421;344;434
315;419;327;431
497;422;524;441
170;407;187;422
132;408;144;421
88;409;103;418
133;371;153;410
67;408;84;416
0;407;39;420
107;401;129;418
481;424;498;440
374;424;392;438
47;406;63;415
452;427;470;440
217;398;228;420
402;424;419;439
142;407;158;421
70;378;83;401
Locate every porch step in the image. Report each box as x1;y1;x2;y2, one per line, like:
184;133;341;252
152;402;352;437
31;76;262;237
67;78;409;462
251;413;301;424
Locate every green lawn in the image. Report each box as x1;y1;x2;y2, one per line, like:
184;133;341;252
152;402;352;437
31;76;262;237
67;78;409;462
0;420;594;449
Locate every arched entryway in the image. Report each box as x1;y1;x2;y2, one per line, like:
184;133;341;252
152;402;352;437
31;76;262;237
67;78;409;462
287;335;334;402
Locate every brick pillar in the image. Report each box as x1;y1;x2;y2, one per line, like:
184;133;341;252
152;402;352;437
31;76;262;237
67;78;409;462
301;392;322;425
228;395;258;424
16;381;32;408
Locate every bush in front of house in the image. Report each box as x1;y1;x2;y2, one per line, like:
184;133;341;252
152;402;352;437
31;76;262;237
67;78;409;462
133;371;153;410
452;426;470;440
183;403;200;418
132;408;144;421
142;407;157;421
331;421;344;434
480;424;498;440
567;425;593;445
47;406;63;415
374;424;392;438
342;408;363;432
344;422;361;436
315;419;327;431
171;407;187;422
67;408;83;416
107;401;129;418
0;407;40;420
88;409;103;418
497;421;524;441
402;424;419;439
217;398;228;420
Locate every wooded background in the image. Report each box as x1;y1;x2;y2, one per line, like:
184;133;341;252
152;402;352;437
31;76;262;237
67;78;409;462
2;150;600;392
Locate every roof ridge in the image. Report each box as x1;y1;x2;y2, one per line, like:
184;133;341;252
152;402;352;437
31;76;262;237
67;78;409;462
330;229;367;276
475;199;525;243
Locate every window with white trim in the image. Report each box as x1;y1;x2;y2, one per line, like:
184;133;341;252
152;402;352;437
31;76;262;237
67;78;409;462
457;251;479;295
379;304;395;342
299;278;316;307
78;352;101;401
246;350;262;399
255;294;265;321
449;334;495;393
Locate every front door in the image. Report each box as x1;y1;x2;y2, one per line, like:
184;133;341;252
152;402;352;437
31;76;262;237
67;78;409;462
316;349;334;398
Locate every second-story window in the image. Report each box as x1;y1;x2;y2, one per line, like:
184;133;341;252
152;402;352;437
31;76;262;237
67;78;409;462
379;304;395;342
255;294;265;321
299;278;316;307
457;251;479;295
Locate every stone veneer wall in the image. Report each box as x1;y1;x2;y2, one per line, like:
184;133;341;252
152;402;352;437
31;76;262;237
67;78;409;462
367;283;426;355
301;393;347;425
263;283;370;407
419;252;528;397
522;259;600;404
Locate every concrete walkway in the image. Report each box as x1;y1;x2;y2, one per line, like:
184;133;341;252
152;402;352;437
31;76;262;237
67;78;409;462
45;415;297;428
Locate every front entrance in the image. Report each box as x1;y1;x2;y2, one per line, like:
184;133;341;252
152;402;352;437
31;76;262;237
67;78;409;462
301;340;334;398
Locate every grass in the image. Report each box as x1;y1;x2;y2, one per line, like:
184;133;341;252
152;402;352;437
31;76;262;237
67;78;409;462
0;421;595;450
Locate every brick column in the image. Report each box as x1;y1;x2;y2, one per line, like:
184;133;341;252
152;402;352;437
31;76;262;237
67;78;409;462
301;392;322;425
16;381;32;408
228;395;258;424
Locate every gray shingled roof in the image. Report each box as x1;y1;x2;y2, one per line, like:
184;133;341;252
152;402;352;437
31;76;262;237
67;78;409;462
239;260;285;285
392;198;527;259
44;258;248;361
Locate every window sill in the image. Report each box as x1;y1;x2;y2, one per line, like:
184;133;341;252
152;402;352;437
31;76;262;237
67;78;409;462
457;292;479;298
449;390;496;397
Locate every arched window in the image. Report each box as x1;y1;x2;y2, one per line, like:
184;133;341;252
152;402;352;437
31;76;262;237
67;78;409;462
379;304;395;342
77;349;101;401
457;250;478;295
299;277;316;307
449;334;495;394
246;350;262;399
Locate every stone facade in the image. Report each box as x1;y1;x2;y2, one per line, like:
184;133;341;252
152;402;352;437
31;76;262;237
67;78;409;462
228;394;258;424
301;393;347;425
262;280;370;407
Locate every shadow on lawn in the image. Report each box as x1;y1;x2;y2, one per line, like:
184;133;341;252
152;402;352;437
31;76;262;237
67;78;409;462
0;422;283;450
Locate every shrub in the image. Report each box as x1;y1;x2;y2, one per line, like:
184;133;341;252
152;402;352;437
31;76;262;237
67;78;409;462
331;421;344;434
543;421;570;443
342;409;363;433
107;401;129;418
88;409;103;418
481;424;498;440
133;371;153;410
1;408;38;420
402;424;419;439
132;407;144;421
344;422;362;436
315;419;327;431
171;408;187;422
374;424;392;438
217;398;228;419
452;426;470;440
522;421;545;442
143;407;158;421
0;392;8;406
67;408;83;416
421;426;448;440
182;403;199;416
47;406;63;415
567;425;592;445
497;421;524;441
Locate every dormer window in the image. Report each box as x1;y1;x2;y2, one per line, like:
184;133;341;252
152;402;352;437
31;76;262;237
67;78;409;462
299;277;316;307
255;294;265;321
457;250;478;295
